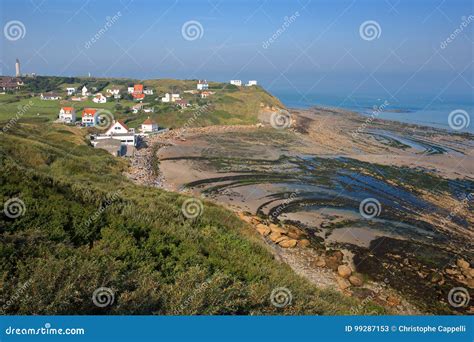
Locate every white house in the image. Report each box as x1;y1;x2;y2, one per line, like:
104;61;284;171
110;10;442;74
143;88;154;95
66;87;76;95
58;107;76;123
92;93;107;104
81;86;90;96
101;120;136;146
230;80;242;87
161;93;181;103
141;117;159;133
197;80;209;90
82;108;97;127
127;86;134;94
40;92;61;100
246;80;258;86
106;88;121;96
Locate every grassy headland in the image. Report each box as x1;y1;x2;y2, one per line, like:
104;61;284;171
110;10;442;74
0;120;384;315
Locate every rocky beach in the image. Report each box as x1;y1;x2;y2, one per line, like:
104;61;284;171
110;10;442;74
126;106;474;314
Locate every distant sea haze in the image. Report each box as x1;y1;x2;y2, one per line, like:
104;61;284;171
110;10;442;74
273;91;474;134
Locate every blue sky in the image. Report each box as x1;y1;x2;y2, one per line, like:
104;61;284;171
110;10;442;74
1;0;473;100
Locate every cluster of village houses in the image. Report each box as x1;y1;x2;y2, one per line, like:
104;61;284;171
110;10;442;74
1;76;257;157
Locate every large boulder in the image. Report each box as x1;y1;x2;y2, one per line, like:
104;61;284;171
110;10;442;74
278;239;298;248
336;277;351;290
269;224;287;234
275;236;289;244
349;274;364;287
338;265;352;278
297;239;311;248
256;224;271;236
269;232;282;242
457;258;470;270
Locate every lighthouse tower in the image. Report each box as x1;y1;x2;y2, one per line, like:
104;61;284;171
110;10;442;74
15;58;21;77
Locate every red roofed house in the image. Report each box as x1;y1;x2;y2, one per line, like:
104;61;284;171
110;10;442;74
132;84;144;100
58;107;76;124
133;93;145;101
141;117;159;133
82;108;97;127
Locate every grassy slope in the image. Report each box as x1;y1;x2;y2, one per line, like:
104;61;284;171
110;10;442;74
0;121;385;315
0;77;283;129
